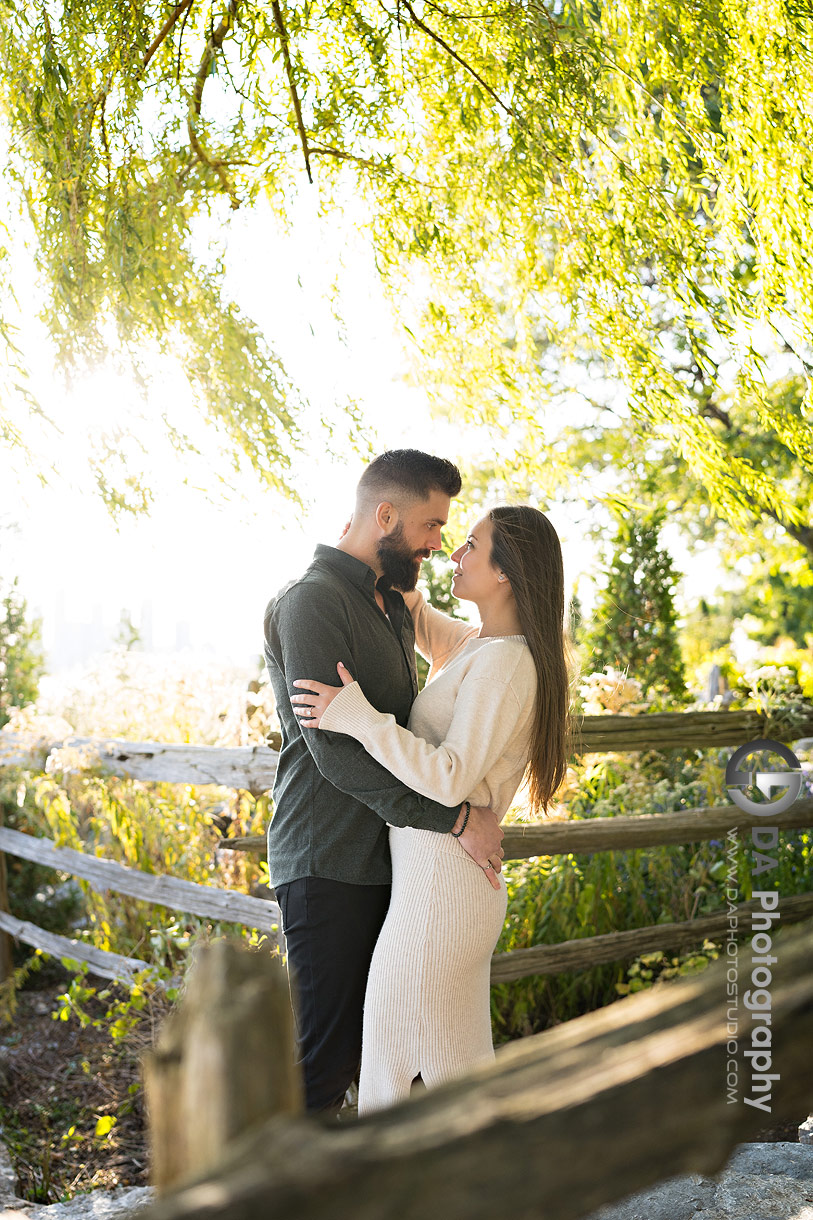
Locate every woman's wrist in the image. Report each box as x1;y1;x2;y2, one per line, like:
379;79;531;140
317;679;362;733
450;799;471;837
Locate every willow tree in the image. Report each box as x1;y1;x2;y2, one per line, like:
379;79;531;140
555;370;813;641
1;1;811;530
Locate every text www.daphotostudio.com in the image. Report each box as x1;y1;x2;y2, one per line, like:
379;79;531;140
723;739;804;1112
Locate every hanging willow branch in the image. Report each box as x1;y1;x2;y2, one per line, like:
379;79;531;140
271;0;313;185
142;0;195;72
383;0;566;170
187;0;242;208
396;0;516;120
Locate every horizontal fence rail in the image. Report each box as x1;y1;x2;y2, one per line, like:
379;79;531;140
489;892;813;982
0;827;280;936
220;798;813;860
0;827;281;987
0;734;283;792
1;707;811;988
2;706;812;792
0;909;158;987
569;708;813;752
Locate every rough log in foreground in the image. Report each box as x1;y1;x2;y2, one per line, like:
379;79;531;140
137;921;813;1220
143;941;302;1193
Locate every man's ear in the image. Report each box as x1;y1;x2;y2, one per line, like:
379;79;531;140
374;500;399;534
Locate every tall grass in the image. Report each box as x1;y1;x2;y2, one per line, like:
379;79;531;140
1;651;278;984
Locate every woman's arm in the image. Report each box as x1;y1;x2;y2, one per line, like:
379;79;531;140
294;647;535;807
403;588;478;667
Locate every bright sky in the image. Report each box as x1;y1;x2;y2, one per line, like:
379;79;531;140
1;184;722;673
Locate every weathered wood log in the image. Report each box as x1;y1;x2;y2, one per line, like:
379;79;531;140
572;706;813;752
142;939;302;1195
500;797;813;856
3;706;811;793
223;797;813;860
136;920;813;1220
0;733;282;793
0;827;281;940
491;890;813;981
0;908;154;985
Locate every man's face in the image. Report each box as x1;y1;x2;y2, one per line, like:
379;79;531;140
376;490;451;591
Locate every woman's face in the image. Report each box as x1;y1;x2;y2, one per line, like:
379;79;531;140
450;515;503;602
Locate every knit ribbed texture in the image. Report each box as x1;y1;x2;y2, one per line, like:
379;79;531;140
320;591;538;1114
320;630;536;813
358;826;507;1113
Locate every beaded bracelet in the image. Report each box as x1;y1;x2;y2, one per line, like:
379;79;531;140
450;799;471;838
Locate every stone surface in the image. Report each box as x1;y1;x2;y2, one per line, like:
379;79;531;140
0;1141;810;1220
0;1187;153;1220
583;1143;813;1220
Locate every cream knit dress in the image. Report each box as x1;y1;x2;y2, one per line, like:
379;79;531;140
319;589;537;1114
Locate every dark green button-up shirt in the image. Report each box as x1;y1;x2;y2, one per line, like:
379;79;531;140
263;544;461;887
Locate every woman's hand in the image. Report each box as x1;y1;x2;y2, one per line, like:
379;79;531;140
291;662;355;728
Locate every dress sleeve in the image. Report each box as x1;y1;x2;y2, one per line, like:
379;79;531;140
402;588;479;668
318;646;535;807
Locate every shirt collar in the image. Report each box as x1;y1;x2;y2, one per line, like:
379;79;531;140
313;543;378;593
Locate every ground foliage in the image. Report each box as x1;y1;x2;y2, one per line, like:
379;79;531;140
0;957;166;1204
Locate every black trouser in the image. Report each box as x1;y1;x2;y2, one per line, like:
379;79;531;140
275;876;391;1115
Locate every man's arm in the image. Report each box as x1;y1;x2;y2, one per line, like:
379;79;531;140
267;584;460;833
312;663;531;808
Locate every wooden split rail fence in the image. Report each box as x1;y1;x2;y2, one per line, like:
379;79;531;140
0;705;812;991
136;929;813;1220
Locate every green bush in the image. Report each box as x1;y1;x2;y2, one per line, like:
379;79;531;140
491;741;813;1040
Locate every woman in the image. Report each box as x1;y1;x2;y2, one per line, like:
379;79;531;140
290;505;572;1114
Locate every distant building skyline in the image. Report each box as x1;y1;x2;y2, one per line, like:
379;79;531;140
40;591;212;672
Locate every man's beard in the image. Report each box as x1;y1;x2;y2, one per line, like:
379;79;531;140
377;523;425;592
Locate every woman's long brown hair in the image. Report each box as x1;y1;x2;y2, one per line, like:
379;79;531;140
489;505;575;815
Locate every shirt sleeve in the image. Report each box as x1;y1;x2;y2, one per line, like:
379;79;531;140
402;589;479;668
268;584;461;832
319;646;535;807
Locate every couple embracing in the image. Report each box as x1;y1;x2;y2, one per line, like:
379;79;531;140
263;449;570;1117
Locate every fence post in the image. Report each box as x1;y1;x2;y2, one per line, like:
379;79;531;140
142;937;302;1195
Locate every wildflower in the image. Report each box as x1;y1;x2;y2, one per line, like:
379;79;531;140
579;667;651;715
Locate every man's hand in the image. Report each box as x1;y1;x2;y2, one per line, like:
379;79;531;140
453;804;505;891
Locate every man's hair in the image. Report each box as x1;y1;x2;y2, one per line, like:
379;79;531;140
356;449;462;513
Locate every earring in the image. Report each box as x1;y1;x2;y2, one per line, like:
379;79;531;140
498;574;506;582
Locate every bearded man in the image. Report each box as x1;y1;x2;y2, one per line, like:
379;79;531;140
263;449;504;1115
